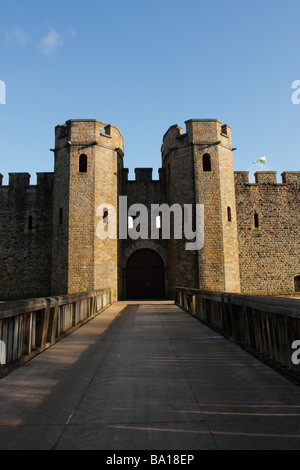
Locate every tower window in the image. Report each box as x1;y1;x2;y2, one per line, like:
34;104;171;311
254;212;259;228
28;216;33;230
59;208;63;225
79;154;88;173
227;206;232;222
203;154;212;172
295;276;300;293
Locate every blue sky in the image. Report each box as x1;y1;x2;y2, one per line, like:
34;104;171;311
0;0;300;183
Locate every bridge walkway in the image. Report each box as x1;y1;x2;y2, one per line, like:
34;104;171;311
0;301;300;450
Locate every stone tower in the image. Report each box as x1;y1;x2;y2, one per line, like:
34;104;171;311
162;124;199;294
162;119;241;293
1;115;299;302
51;119;124;301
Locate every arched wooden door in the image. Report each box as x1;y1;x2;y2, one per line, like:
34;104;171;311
126;249;165;300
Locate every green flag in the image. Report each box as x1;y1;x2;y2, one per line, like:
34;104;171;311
253;156;267;165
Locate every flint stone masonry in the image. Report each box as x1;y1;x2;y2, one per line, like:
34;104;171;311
0;118;299;300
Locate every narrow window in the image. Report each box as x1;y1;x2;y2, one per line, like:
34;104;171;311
295;276;300;293
227;206;232;222
203;154;211;172
59;208;63;225
254;212;259;228
28;215;33;230
79;154;87;173
221;124;228;136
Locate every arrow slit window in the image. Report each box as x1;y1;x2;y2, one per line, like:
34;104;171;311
203;154;211;172
79;154;87;173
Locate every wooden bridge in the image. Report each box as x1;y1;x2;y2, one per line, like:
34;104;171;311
0;291;300;450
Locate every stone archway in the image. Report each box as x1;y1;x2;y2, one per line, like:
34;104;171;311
125;248;165;300
122;241;169;300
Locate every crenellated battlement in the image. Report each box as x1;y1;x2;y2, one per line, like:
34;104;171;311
55;119;124;152
161;124;186;156
235;171;300;186
122;167;165;185
282;171;300;184
9;172;31;188
162;119;233;162
0;172;54;190
185;118;232;145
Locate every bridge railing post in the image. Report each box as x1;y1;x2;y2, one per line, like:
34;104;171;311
175;286;300;385
0;287;112;378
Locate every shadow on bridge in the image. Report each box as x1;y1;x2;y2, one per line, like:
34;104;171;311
0;301;300;450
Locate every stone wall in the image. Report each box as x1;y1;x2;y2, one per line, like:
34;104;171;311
0;173;53;300
235;171;300;295
121;167;169;298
